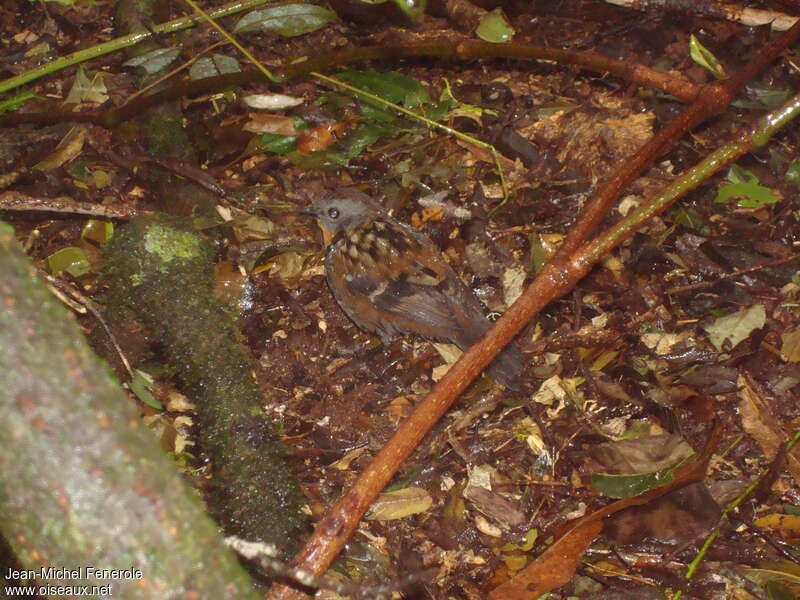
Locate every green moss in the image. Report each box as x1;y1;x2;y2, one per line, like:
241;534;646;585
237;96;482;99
105;215;305;557
143;225;203;264
144;112;193;159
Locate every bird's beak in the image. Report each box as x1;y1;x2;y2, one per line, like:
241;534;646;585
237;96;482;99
293;206;333;244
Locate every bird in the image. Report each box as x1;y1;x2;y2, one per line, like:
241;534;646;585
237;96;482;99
304;187;523;389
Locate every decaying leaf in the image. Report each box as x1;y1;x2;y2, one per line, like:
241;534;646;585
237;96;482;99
704;304;766;351
738;373;800;484
366;487;433;520
781;327;800;362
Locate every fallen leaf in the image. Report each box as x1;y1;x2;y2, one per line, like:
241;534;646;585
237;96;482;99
366;487;433;520
781;327;800;362
704;304;766;351
738;373;800;484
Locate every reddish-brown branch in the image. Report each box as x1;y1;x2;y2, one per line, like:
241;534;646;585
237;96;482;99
265;19;800;600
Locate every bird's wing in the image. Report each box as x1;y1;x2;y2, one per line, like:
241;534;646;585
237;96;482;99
333;219;488;343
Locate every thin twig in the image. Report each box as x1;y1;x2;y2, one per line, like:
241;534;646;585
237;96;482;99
0;190;146;218
665;254;800;295
41;272;134;378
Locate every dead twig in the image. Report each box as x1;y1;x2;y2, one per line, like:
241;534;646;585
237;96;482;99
665;254;800;295
0;190;146;219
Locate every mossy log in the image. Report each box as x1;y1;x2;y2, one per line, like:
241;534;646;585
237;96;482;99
0;222;260;599
104;216;306;558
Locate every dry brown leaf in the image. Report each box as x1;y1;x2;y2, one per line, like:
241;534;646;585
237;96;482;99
738;373;800;484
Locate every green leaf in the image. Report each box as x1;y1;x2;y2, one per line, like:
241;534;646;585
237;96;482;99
234;3;337;36
342;123;391;159
122;47;180;74
189;54;241;80
475;7;515;43
129;369;163;410
714;182;780;208
689;34;727;80
257;132;297;154
46;246;91;277
81;220;114;244
591;467;676;499
284;149;349;168
335;70;431;108
785;158;800;189
744;81;793;109
727;164;759;184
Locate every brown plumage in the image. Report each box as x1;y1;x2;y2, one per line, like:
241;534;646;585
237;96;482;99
307;188;524;389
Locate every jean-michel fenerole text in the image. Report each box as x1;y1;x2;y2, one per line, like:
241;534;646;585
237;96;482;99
5;566;143;581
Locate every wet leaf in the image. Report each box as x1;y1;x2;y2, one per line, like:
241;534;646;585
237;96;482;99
781;327;800;362
189;54;240;80
754;514;800;544
715;182;780;208
476;8;515;43
34;126;87;171
738;373;800;484
393;0;425;20
590;434;695;498
592;467;675;499
366;487;433;520
689;34;727;79
489;519;603;599
786;158;800;189
296;122;348;152
704;304;766;351
129;369;163;410
122;47;180;74
81;219;114;245
234;3;337;36
64;66;108;104
46;246;91;277
244;114;299;136
743;81;793;109
252;132;296;154
243;93;304;110
746;561;800;599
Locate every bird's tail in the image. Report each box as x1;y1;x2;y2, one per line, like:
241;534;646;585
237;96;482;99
487;342;524;390
454;327;524;390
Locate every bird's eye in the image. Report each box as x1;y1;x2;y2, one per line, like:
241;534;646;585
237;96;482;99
327;207;340;219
